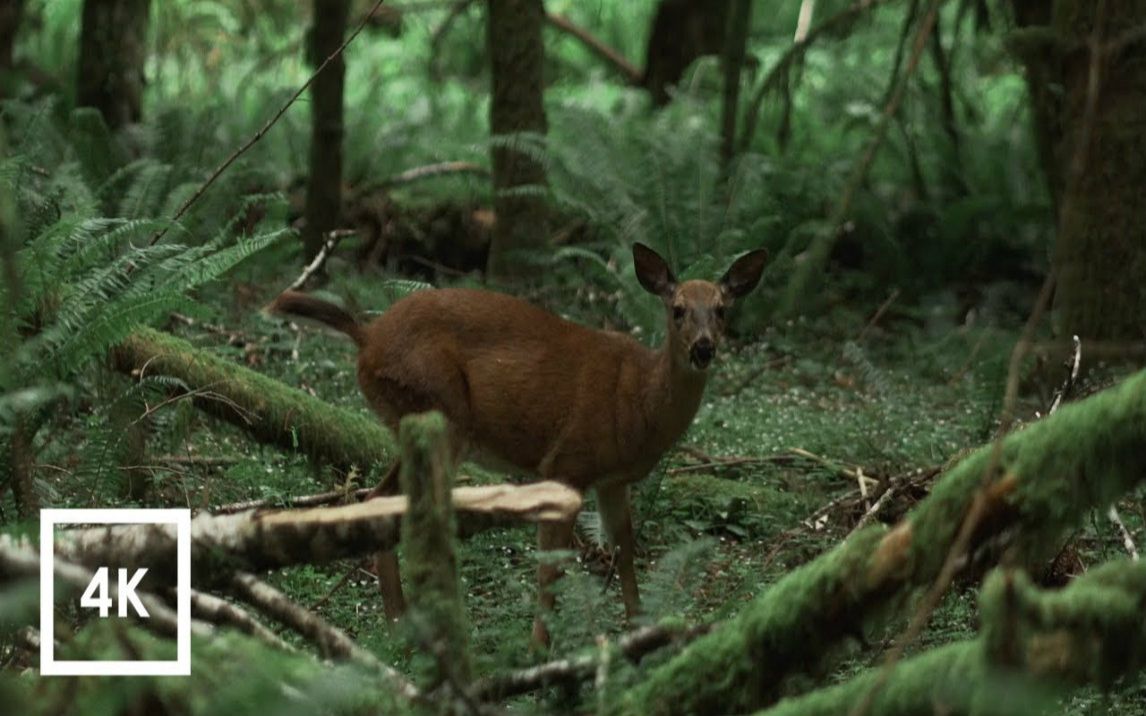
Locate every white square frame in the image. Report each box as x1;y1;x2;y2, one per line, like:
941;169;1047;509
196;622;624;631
40;508;191;676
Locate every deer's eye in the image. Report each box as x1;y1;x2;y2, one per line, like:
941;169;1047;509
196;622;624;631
715;305;726;321
672;305;686;321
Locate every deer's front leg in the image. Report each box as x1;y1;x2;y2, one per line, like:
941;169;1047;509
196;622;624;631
596;481;640;620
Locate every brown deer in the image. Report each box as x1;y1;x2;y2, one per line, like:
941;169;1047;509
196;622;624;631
268;243;767;644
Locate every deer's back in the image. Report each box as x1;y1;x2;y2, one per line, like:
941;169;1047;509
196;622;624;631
355;288;664;486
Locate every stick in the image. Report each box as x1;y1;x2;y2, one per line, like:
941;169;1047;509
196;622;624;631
230;571;419;700
469;622;711;702
286;229;357;291
1107;506;1139;561
148;0;389;246
1047;334;1082;415
211;487;374;514
544;13;643;85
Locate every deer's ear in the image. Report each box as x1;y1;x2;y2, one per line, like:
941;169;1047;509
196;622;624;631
720;249;768;299
633;243;677;299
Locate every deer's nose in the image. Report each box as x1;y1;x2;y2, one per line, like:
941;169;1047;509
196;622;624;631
690;338;715;369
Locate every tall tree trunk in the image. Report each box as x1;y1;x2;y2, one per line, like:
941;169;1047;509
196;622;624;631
643;0;729;107
302;0;351;263
77;0;150;130
486;0;549;278
0;0;23;73
719;0;752;174
1012;1;1146;342
483;0;550;278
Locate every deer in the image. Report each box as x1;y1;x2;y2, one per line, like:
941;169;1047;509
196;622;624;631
268;243;767;645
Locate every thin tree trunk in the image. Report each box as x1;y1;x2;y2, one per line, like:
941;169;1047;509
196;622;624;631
486;0;549;278
77;0;150;129
719;0;752;174
302;0;351;263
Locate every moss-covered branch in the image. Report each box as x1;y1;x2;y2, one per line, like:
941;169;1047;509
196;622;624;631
111;327;395;473
399;412;473;688
617;368;1146;715
757;561;1146;716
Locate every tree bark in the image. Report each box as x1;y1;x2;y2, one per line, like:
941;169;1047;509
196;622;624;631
1012;1;1146;342
642;0;730;107
110;327;396;473
486;0;549;278
302;0;351;263
77;0;150;129
0;0;22;73
719;0;753;174
615;366;1146;715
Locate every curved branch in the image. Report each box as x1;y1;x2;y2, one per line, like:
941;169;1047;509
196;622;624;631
544;13;643;85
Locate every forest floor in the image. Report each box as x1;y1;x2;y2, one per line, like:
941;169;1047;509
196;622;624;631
37;267;1146;713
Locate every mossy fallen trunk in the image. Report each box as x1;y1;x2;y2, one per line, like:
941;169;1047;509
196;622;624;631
399;411;473;688
111;327;395;474
757;561;1146;716
616;368;1146;715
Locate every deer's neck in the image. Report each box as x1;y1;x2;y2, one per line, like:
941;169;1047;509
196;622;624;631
646;343;708;443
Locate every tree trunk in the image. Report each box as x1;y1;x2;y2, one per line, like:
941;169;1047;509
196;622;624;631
486;0;549;278
1012;1;1146;342
302;0;351;263
77;0;150;130
642;0;729;107
719;0;752;174
0;0;23;73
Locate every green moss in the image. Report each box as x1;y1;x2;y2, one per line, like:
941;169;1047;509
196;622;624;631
115;327;395;474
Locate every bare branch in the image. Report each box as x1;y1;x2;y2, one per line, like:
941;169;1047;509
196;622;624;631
53;481;583;586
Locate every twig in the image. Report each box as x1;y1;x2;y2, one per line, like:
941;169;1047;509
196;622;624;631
230;571;419;699
848;485;895;539
309;564;360;612
544;13;643;85
428;0;478;81
1047;334;1082;415
1107;506;1139;561
211;487;373;514
469;623;712;702
148;0;389;246
793;0;817;42
286;229;357;291
739;0;894;152
856;288;900;342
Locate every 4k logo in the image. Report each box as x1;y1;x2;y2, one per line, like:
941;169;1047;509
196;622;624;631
40;509;191;676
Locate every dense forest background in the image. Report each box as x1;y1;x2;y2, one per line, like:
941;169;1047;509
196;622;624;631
2;0;1146;714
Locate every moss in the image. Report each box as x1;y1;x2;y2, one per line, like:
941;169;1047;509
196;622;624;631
399;411;472;686
113;327;395;474
618;368;1146;715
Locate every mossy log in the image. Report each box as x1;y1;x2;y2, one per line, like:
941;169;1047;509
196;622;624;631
111;327;395;473
399;412;473;687
616;368;1146;715
758;560;1146;716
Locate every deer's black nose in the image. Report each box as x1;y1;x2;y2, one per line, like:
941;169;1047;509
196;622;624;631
690;338;715;369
